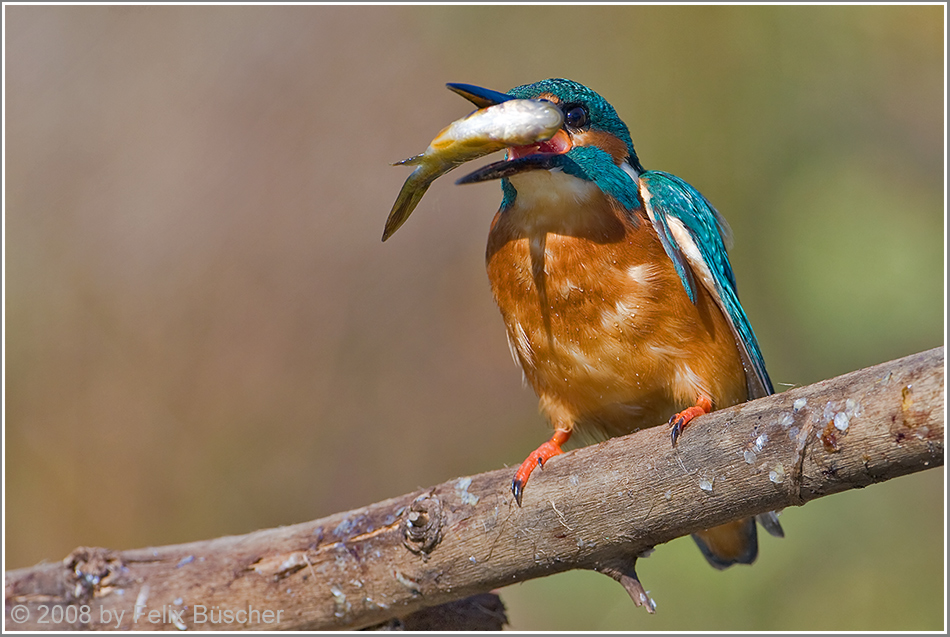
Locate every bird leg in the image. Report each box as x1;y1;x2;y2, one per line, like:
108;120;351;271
511;428;572;506
669;394;713;446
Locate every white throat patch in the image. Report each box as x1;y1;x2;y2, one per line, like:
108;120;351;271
508;169;600;211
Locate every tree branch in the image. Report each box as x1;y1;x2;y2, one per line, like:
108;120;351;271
5;347;944;631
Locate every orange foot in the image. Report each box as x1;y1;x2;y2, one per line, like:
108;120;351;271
511;429;572;506
669;395;713;446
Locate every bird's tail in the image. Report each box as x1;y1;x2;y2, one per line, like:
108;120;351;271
692;513;784;570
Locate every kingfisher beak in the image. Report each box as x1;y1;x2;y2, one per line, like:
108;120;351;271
446;83;514;108
444;82;573;184
455;153;565;184
446;83;572;185
456;128;573;185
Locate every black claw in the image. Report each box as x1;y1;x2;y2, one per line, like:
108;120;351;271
511;479;524;507
670;418;682;447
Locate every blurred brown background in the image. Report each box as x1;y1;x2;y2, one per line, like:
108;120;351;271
4;5;944;630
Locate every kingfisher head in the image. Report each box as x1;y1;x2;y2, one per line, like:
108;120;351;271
450;79;645;209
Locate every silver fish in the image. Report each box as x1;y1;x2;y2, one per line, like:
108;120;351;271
382;99;564;241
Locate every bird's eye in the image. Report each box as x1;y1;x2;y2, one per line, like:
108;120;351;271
564;105;589;129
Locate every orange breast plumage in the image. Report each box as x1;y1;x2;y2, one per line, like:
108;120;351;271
486;181;747;440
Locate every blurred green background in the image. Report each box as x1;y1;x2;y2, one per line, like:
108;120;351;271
4;5;944;630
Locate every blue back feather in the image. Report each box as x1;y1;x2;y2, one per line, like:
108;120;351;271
639;171;773;397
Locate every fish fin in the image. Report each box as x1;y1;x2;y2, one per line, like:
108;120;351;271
392;154;425;167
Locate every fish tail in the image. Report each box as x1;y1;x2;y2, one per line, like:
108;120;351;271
381;167;433;241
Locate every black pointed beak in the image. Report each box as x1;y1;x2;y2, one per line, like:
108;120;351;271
446;83;570;184
456;154;565;185
446;83;514;108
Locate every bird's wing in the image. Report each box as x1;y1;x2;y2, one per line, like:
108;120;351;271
638;170;773;399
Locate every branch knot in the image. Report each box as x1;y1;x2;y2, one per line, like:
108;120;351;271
402;494;443;558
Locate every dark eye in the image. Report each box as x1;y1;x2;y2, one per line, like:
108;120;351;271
564;104;589;129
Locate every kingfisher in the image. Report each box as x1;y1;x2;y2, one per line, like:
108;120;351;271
385;78;783;570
